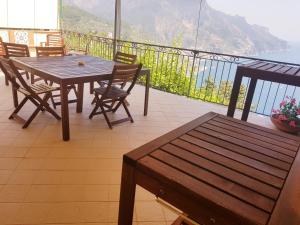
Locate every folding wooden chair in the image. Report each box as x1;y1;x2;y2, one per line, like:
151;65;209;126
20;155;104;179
0;37;8;86
89;64;142;129
90;51;137;94
40;34;65;47
2;42;30;81
35;46;79;109
0;57;61;128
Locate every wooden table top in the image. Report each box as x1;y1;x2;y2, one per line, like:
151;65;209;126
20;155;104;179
11;55;149;83
240;61;300;76
125;112;300;225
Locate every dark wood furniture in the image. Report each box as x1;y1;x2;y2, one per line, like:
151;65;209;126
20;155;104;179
118;112;300;225
35;46;78;108
40;34;64;47
0;58;61;128
0;37;8;86
11;55;150;141
90;51;137;93
89;64;142;128
227;61;300;121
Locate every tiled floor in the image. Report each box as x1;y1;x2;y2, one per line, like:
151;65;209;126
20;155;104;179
0;73;274;225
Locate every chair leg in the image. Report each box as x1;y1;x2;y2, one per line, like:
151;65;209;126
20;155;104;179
112;100;122;113
89;101;101;119
5;74;9;86
122;101;134;123
23;104;44;128
100;104;112;129
9;97;28;119
30;74;35;84
41;94;61;120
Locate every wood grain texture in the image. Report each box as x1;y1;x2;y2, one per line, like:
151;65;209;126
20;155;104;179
119;112;300;225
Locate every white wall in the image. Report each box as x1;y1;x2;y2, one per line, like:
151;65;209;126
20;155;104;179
0;0;58;29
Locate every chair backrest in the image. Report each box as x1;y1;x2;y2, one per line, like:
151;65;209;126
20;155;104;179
104;64;142;98
3;42;30;58
114;52;137;64
0;57;29;91
46;34;64;47
36;46;65;57
0;37;5;57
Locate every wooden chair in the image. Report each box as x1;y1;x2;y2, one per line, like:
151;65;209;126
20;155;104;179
90;51;137;94
89;64;142;129
35;46;79;109
41;34;64;47
2;42;30;82
0;37;9;86
0;57;61;128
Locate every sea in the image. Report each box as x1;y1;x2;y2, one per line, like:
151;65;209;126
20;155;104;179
197;42;300;115
250;42;300;114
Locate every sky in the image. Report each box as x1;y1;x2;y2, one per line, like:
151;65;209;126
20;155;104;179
207;0;300;42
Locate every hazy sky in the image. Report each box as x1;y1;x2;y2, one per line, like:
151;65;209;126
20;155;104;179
207;0;300;42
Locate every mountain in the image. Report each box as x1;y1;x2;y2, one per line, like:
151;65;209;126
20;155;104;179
61;0;288;55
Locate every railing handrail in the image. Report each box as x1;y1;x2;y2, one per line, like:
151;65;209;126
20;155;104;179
63;30;300;67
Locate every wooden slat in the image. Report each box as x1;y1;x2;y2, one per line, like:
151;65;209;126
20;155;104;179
213;116;299;148
275;66;294;74
258;63;278;71
249;62;270;69
217;114;300;142
266;64;286;72
151;150;275;212
189;129;291;171
243;61;264;68
138;156;270;225
161;144;280;199
170;139;284;188
284;67;300;75
181;134;288;178
203;121;297;156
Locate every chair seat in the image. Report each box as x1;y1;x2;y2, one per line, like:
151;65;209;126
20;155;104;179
94;86;129;99
18;83;59;95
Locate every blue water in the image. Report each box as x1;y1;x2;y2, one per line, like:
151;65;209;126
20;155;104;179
196;42;300;115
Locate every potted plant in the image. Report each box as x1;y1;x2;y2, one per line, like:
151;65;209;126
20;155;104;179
271;96;300;134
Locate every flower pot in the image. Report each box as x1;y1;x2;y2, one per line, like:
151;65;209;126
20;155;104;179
271;114;300;134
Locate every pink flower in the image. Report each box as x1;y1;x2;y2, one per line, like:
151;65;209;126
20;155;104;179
280;101;287;107
286;96;290;99
291;98;296;105
297;108;300;115
289;120;296;128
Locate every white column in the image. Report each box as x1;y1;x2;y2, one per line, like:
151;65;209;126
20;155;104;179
113;0;121;56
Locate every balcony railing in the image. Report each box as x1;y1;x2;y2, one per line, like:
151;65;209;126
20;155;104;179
1;28;299;116
63;31;300;116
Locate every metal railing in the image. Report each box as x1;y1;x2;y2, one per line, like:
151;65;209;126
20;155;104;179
63;31;300;116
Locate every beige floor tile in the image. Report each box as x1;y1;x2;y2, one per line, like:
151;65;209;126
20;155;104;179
12;203;50;224
0;74;277;224
0;184;31;202
24;185;58;202
135;201;165;222
0;170;13;184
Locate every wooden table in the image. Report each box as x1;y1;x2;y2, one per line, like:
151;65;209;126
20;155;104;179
118;112;300;225
227;61;300;121
12;55;150;141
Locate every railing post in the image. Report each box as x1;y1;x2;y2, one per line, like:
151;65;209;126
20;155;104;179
187;50;199;96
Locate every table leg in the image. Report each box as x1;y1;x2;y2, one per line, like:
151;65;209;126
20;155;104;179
76;83;84;113
241;78;257;121
118;161;136;225
144;71;150;116
11;78;18;108
227;69;243;118
89;82;94;94
60;83;70;141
